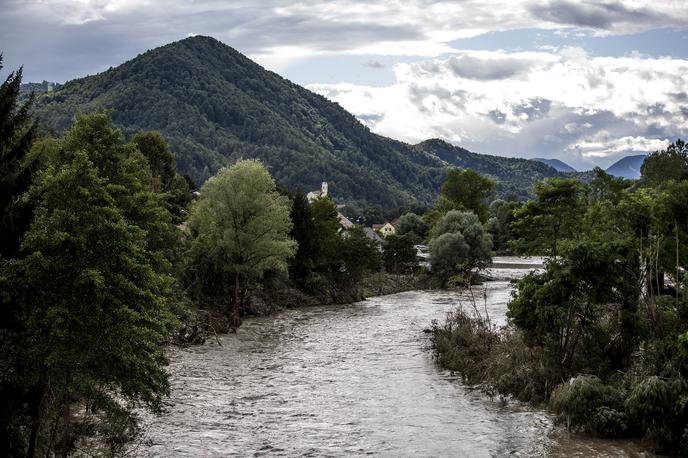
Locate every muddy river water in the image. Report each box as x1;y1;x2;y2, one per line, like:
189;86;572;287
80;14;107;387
133;257;651;457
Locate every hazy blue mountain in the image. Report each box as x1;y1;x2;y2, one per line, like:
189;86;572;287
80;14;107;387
605;155;647;179
30;36;579;208
532;158;577;173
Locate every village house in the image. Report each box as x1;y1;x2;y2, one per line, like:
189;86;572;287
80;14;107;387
372;222;396;238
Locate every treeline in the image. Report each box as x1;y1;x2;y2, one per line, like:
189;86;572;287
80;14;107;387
433;141;688;455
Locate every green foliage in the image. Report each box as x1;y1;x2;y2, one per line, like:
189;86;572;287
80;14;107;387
641;139;688;186
0;56;37;258
588;167;632;203
340;226;382;281
428;210;493;284
383;234;418;274
1;113;179;456
288;193;381;300
432;307;552;403
435;148;688;454
510;178;586;258
132;131;193;222
429;233;469;284
439;168;496;223
395;212;427;239
550;376;626;435
485;199;521;253
132;131;176;191
509;239;640;374
30;36;447;210
288;193;339;291
0;55;39;455
625;376;688;453
185;159;296;322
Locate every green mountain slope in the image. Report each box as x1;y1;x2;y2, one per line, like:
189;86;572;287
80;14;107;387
30;35;571;208
414;139;563;200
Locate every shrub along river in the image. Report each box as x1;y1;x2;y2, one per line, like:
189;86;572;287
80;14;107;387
132;257;651;457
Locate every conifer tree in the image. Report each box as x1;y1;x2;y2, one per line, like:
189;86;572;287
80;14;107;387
0;55;37;258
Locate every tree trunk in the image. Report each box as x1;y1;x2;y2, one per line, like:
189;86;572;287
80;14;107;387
232;274;241;331
26;383;46;458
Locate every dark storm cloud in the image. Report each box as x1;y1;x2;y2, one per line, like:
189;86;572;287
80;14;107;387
528;1;665;30
447;54;532;80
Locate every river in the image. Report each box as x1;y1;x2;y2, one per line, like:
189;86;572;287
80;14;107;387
132;257;651;457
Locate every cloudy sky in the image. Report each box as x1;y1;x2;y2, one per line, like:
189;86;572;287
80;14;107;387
2;1;688;169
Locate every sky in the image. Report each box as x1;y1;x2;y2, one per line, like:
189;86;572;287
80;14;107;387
2;1;688;170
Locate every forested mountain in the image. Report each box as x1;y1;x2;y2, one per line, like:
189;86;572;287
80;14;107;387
31;35;571;208
532;158;576;173
605;154;646;179
415;139;565;200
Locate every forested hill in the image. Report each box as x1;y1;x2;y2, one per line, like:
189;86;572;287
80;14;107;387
30;35;567;208
414;139;564;200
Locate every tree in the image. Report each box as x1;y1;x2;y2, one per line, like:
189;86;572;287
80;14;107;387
288;193;342;289
383;234;418;274
132;131;176;191
0;55;39;454
510;178;586;259
0;113;182;456
508;240;640;375
185;160;296;326
429;210;492;284
0;55;37;258
439;168;496;223
132;131;193;222
641;139;688;186
485;199;521;253
9;150;175;456
429;233;469;284
396;212;428;239
340;226;382;282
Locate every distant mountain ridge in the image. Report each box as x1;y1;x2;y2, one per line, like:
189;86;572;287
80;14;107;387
30;36;578;208
605;154;647;179
532;158;577;173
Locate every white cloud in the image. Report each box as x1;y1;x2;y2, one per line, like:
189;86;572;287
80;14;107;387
308;48;688;168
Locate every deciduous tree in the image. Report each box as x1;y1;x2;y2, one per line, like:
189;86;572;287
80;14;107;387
185;160;296;326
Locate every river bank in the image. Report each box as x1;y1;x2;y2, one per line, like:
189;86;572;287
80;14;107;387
172;271;430;345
